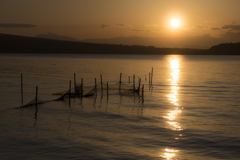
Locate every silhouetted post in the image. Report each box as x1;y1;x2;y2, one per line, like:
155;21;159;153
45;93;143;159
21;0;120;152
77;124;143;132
151;67;153;86
69;80;71;101
95;78;97;98
81;78;83;100
142;85;144;103
21;73;23;106
35;86;38;105
100;74;103;92
74;73;76;94
149;73;151;88
119;73;122;93
138;78;141;94
133;74;135;91
128;76;130;84
107;82;109;101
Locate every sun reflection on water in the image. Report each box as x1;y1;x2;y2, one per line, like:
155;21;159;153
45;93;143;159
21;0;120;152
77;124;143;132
162;57;183;159
161;148;180;159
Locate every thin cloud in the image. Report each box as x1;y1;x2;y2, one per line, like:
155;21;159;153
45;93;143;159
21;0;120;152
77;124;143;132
145;24;159;27
130;29;150;32
0;23;37;28
195;25;209;29
222;25;240;30
202;20;218;24
116;24;125;27
227;21;238;24
211;27;220;30
100;24;110;28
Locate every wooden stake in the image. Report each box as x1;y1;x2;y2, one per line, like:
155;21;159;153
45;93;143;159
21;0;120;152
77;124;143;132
74;73;76;94
21;73;23;106
100;74;103;91
119;73;122;93
149;73;151;88
138;78;141;94
107;82;108;98
151;68;153;86
81;78;83;99
95;78;97;98
133;74;135;91
142;85;144;103
69;80;71;100
35;86;38;105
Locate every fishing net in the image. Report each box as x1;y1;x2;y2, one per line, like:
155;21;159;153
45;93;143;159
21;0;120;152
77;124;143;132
17;70;152;109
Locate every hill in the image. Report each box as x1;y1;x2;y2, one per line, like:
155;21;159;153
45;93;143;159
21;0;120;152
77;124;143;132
208;42;240;55
35;33;80;42
0;33;239;55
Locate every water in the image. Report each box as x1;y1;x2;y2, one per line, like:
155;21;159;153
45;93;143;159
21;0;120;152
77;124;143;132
0;53;240;160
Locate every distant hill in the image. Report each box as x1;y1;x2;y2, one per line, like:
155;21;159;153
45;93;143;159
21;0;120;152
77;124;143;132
35;33;80;42
208;42;240;55
0;33;239;55
82;35;221;49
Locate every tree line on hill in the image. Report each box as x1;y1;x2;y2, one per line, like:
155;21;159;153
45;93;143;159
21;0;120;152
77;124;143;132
0;33;240;55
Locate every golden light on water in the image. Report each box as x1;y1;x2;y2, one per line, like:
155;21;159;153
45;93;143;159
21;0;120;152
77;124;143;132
161;148;180;159
162;57;182;159
167;59;180;106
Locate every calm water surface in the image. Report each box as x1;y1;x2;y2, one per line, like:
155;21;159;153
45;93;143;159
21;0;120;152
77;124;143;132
0;53;240;160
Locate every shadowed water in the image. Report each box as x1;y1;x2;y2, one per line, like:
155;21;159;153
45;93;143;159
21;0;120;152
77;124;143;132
0;53;240;159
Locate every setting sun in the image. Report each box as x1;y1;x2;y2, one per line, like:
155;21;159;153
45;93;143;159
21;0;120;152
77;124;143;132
171;19;180;27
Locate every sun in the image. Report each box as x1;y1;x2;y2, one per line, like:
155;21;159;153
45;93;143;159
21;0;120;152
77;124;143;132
171;19;179;27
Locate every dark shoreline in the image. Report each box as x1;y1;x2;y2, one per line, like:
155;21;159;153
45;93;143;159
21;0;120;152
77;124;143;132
1;33;240;55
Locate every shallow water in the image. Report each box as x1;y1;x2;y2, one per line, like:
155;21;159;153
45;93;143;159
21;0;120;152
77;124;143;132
0;53;240;159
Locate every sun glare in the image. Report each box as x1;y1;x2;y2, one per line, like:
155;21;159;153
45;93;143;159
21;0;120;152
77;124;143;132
171;19;179;27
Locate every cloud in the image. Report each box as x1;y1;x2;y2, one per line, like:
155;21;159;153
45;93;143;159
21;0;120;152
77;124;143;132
100;24;110;28
227;21;238;24
195;25;208;29
83;31;240;49
116;24;125;27
211;27;220;30
222;25;240;30
130;29;150;32
145;24;159;27
0;23;37;28
202;20;218;24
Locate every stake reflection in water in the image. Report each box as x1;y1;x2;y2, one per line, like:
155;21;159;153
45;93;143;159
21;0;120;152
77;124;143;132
162;57;183;159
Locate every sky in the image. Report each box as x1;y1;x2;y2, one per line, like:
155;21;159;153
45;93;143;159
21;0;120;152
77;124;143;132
1;0;240;49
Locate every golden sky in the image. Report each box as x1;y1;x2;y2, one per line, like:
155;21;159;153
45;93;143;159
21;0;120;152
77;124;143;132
1;0;240;48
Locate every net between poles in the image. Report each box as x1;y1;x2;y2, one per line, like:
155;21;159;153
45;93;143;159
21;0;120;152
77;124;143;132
18;81;142;109
17;69;153;109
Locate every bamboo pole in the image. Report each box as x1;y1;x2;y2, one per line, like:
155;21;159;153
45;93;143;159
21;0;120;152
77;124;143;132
107;82;109;101
151;67;153;86
100;74;103;91
69;80;71;100
133;74;135;91
81;78;83;100
74;73;76;94
149;73;151;88
95;78;97;98
119;73;122;93
21;73;23;106
35;86;38;105
139;78;141;94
